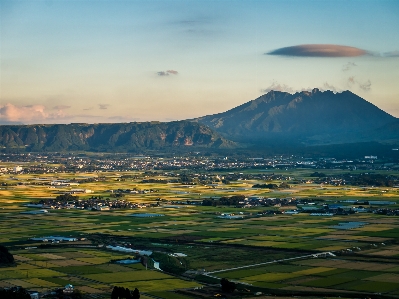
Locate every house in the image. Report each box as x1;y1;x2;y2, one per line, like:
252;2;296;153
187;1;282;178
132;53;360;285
28;291;40;299
70;189;93;194
96;205;110;211
63;284;74;294
14;166;23;172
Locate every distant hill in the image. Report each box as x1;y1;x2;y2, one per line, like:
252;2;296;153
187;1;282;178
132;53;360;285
0;121;236;152
195;89;397;145
1;89;397;153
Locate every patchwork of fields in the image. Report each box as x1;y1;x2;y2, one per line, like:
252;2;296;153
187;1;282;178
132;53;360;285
1;169;399;298
0;247;199;297
210;258;399;295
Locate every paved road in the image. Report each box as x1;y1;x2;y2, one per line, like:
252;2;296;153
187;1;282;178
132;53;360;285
205;251;335;275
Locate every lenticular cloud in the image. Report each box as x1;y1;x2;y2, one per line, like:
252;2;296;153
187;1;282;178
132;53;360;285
267;44;367;57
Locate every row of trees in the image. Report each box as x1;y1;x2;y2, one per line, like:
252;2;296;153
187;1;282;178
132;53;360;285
348;173;397;187
0;287;30;299
252;182;290;189
55;194;78;202
310;172;398;187
202;195;245;207
220;278;236;293
111;286;140;299
150;252;187;275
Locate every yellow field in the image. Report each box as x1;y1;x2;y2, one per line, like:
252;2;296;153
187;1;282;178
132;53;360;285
293;267;335;275
25;278;59;287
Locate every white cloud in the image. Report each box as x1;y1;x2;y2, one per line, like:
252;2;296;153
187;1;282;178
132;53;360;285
0;103;67;124
321;82;342;93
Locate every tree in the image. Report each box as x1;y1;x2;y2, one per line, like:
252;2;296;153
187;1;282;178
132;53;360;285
111;286;117;299
111;286;123;299
279;182;290;189
71;289;82;299
310;172;326;177
0;287;30;299
220;278;236;293
124;288;132;299
55;193;78;202
111;286;139;299
0;245;14;265
132;288;140;299
252;183;278;189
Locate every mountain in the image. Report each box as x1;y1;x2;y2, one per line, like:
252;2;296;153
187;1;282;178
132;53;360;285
0;121;236;152
195;89;398;145
1;89;397;153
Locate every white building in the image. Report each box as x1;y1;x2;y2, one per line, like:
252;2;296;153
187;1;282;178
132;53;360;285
14;166;23;172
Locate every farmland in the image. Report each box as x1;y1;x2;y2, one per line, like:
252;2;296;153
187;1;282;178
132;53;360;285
1;154;399;298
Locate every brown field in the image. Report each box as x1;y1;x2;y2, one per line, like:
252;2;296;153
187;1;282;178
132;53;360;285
365;273;399;283
38;253;66;260
13;255;32;262
49;260;92;267
78;286;106;293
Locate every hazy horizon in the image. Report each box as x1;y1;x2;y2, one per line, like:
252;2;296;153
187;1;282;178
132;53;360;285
1;0;399;124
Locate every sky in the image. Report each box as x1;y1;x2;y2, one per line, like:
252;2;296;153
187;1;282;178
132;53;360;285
1;0;399;124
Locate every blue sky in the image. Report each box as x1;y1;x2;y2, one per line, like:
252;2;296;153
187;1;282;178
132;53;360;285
1;0;398;124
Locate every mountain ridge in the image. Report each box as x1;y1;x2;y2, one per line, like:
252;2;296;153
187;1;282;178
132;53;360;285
0;121;236;152
195;89;397;144
0;89;398;152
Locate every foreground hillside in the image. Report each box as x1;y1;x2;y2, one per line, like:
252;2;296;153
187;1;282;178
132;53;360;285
196;89;398;144
0;121;236;151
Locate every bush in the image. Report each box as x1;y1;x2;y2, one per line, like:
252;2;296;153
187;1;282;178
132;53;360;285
0;287;30;299
111;286;140;299
150;252;187;275
221;278;236;293
0;245;14;265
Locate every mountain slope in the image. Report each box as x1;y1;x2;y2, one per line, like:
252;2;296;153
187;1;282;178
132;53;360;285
195;89;397;144
0;121;236;151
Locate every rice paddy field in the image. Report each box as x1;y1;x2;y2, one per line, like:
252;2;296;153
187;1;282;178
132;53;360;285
0;247;199;297
1;168;399;298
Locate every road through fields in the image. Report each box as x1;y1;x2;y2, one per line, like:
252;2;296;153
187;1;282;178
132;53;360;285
204;251;336;275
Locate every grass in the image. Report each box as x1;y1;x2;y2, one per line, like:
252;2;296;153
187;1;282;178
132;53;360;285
75;257;110;264
341;281;399;293
292;267;335;275
242;272;300;282
25;278;60;287
84;270;170;283
53;266;112;275
114;279;199;292
0;269;66;280
300;277;355;287
147;291;195;299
